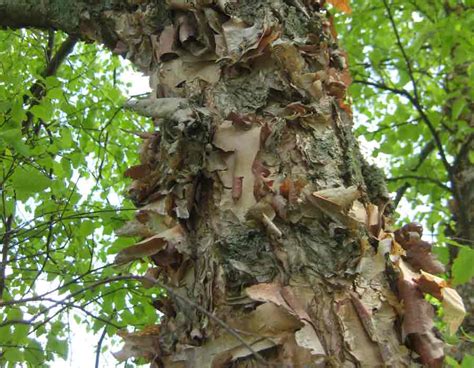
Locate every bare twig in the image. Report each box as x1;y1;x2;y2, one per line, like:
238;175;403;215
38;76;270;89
382;0;419;99
354;77;452;179
23;34;78;134
387;175;451;192
135;275;269;366
0;215;13;298
0;263;114;307
393;140;435;208
45;29;55;62
95;325;108;368
382;0;453;177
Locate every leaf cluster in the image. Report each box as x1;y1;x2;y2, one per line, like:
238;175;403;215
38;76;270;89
0;29;157;366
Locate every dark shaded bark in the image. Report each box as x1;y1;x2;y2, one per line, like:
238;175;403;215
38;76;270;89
0;0;82;31
0;215;13;299
0;0;169;60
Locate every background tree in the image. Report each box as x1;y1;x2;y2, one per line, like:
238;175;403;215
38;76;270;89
338;0;473;355
0;0;468;367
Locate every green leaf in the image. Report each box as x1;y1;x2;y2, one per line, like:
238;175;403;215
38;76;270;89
46;335;68;360
0;128;31;156
24;339;44;366
451;97;466;120
461;354;474;368
433;245;450;265
452;247;474;286
30;103;53;121
48;87;63;100
44;75;61;89
12;323;29;344
445;355;460;367
10;101;27;123
10;166;52;196
58;127;73;149
3;347;24;364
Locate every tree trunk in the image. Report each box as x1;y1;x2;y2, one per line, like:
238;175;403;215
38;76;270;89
2;1;463;367
446;60;474;356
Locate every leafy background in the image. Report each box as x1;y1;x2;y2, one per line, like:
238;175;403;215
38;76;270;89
338;0;474;283
0;30;158;366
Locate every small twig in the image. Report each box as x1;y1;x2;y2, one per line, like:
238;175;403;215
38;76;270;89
361;119;417;138
136;275;270;366
0;263;115;307
406;0;435;23
23;34;78;134
353;79;410;98
0;215;13;299
382;0;419;100
4;273;269;365
95;325;108;368
393;140;435;208
354;77;452;178
382;0;453;178
45;29;55;63
387;175;451;192
25;215;56;293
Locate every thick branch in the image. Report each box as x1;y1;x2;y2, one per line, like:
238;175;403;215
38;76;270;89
23;34;78;134
1;0;169;72
0;0;83;33
44;34;78;76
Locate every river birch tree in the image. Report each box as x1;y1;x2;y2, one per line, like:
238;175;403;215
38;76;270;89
0;1;466;367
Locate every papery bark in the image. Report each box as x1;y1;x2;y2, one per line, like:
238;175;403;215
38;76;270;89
3;0;460;366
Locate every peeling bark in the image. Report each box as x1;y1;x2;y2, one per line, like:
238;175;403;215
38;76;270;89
111;1;416;366
2;0;465;367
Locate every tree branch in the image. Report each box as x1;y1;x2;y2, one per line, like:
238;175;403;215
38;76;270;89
0;215;13;299
0;0;169;53
383;0;419;100
353;77;452;177
353;79;411;99
29;34;78;100
0;0;82;33
23;34;78;134
95;325;108;368
382;0;453;178
45;29;55;62
393;140;435;208
453;133;473;168
387;175;451;192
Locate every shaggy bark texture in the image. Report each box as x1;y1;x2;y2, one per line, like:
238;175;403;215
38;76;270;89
2;1;465;367
109;1;426;366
